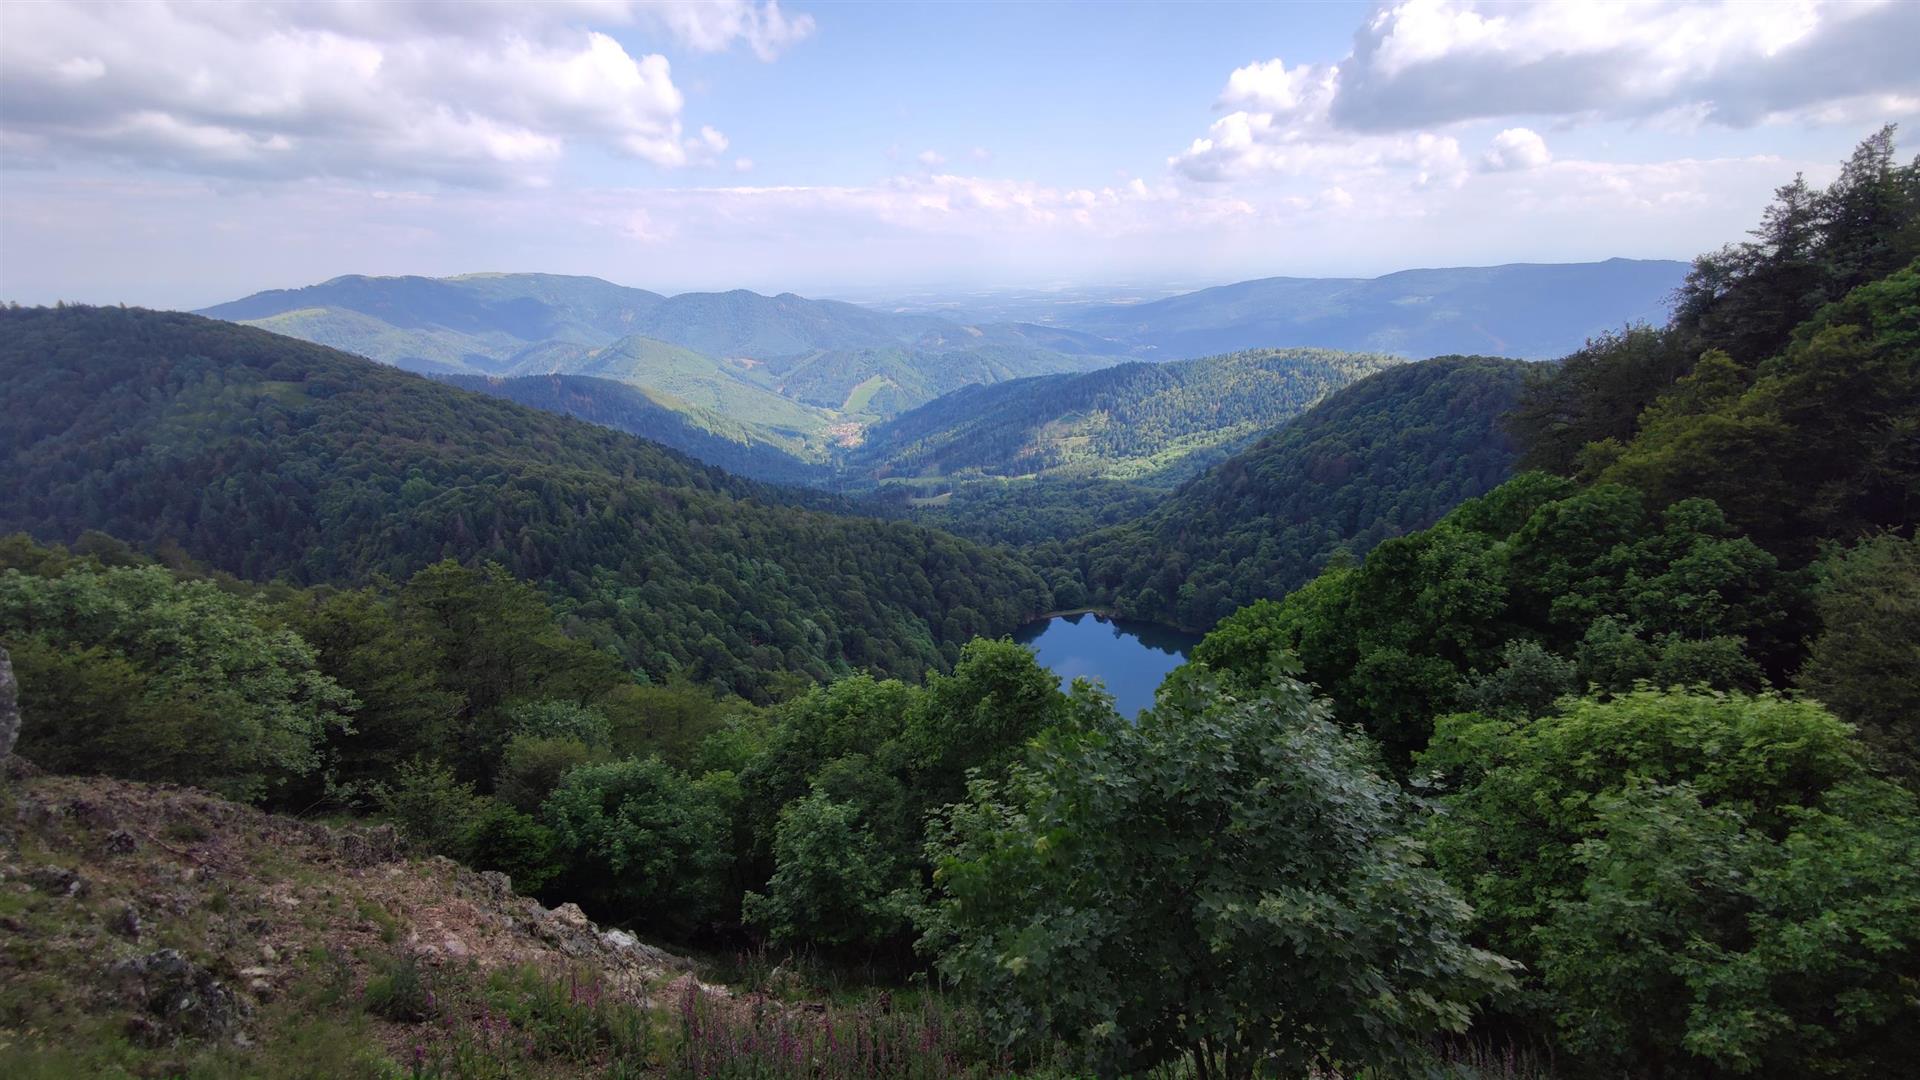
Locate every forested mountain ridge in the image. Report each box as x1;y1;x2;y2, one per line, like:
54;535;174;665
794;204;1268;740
1059;356;1528;628
201;273;1132;423
0;306;1055;698
1057;257;1687;360
849;347;1404;485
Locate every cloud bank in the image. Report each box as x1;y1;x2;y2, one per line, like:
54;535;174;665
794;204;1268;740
0;1;813;186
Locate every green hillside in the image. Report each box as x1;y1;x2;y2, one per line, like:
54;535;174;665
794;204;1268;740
1069;356;1528;628
0;307;1054;698
439;374;827;486
850;347;1403;485
505;333;832;438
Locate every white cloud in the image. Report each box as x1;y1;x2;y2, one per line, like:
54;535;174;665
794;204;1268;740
1333;0;1920;130
917;149;947;168
642;1;817;61
1171;2;1913;208
1482;127;1551;172
0;1;817;185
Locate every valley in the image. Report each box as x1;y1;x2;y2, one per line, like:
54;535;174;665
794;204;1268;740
3;119;1917;1080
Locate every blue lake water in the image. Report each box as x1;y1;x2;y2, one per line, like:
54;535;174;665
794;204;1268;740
1013;612;1201;718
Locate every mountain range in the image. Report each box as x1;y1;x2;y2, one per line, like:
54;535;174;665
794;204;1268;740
199;260;1681;484
1051;258;1687;360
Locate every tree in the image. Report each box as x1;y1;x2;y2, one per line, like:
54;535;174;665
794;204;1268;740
1421;689;1917;1076
922;666;1513;1079
1;565;353;801
1798;532;1920;779
542;757;734;931
742;792;904;949
1537;778;1920;1078
375;757;485;857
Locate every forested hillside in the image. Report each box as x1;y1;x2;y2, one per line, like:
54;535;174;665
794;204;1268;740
1059;356;1526;627
850;347;1402;484
437;374;827;486
0;307;1055;698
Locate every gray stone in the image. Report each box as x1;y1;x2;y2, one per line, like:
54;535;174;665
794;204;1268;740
109;948;247;1042
111;903;143;940
0;646;17;762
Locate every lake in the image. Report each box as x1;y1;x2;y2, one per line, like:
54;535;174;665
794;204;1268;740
1013;611;1201;718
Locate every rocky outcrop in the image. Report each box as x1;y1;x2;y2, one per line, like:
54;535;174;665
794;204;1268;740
108;948;248;1043
0;646;18;763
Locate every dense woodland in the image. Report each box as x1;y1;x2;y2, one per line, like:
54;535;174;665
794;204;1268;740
0;312;1056;699
3;130;1918;1079
439;373;831;487
1062;355;1527;627
850;347;1401;484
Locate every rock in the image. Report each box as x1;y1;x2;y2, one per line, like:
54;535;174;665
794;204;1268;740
0;646;18;762
103;828;139;855
548;902;593;931
259;943;278;963
601;928;694;971
24;865;88;898
479;870;513;898
110;903;143;940
109;948;247;1042
536;902;599;957
334;823;402;867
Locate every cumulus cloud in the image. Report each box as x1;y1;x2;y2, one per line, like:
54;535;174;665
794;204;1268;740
1482;127;1551;172
917;149;948;168
0;0;815;185
1332;0;1920;131
1172;2;1914;196
643;0;817;61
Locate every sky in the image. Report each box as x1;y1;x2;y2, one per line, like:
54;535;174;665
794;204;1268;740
1;0;1916;309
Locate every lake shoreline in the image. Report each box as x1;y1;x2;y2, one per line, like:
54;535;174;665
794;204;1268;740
1020;607;1209;636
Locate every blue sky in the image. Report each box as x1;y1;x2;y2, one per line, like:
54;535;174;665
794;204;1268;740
2;1;1916;308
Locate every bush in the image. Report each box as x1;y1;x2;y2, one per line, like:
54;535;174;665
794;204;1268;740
363;955;433;1023
542;757;735;931
375;757;484;857
0;565;354;800
464;802;566;894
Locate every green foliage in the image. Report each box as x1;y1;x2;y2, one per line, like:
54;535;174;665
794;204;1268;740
1511;128;1920;554
1456;639;1577;719
1196;478;1800;766
463;801;566;894
0;564;353;801
852;347;1402;485
923;667;1514;1079
1799;533;1920;778
375;757;485;857
495;735;596;815
442;373;828;486
1420;690;1920;1076
730;640;1074;957
363;954;434;1023
1603;264;1920;555
505;699;612;748
1071;356;1528;628
541;757;736;932
742;792;905;949
0;305;1055;701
